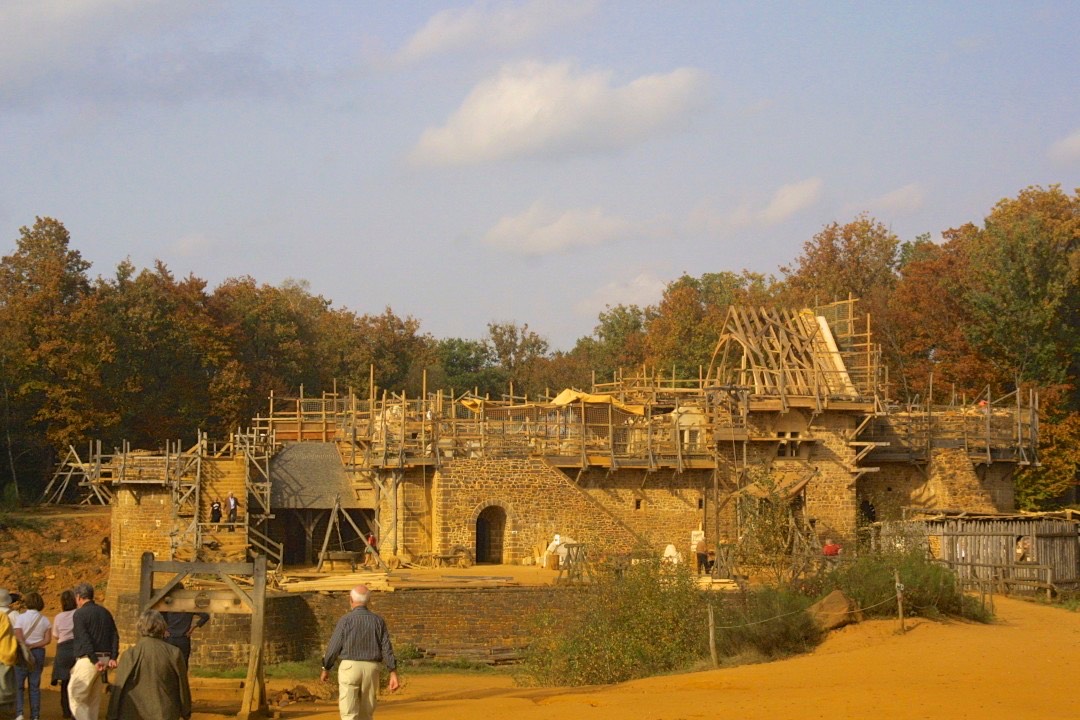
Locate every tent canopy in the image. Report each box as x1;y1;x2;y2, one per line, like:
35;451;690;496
460;389;645;416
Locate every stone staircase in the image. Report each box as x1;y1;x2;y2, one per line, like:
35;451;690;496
198;456;250;562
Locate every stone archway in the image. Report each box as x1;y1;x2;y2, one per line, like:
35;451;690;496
475;505;507;564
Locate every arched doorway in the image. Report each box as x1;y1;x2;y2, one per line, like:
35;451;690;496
475;505;506;564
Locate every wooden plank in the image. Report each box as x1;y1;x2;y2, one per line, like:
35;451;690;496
151;589;251;615
150;560;255;575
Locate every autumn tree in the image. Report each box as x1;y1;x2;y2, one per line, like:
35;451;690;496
573;304;647;385
356;307;431;395
644;271;778;378
961;186;1080;507
780;214;900;318
883;228;1000;402
79;262;226;445
425;338;503;397
0;217;92;499
208;277;326;421
964;186;1080;401
527;348;594;397
486;321;550;397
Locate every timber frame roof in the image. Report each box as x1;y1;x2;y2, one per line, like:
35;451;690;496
707;300;880;409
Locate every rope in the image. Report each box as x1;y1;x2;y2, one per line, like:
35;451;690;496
713;594;896;629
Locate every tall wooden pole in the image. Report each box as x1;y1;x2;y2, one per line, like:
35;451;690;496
895;568;906;634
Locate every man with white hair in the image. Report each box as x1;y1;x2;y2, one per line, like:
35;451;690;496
69;582;119;720
320;584;399;720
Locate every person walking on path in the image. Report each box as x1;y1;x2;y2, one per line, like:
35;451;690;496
68;583;119;720
320;584;399;720
12;590;52;720
51;590;78;720
107;610;191;720
226;492;239;531
209;499;222;528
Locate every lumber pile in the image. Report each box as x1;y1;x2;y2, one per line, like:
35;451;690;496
697;576;744;591
391;573;520;590
277;572;392;593
276;571;521;593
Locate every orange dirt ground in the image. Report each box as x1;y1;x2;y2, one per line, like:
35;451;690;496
4;509;1077;719
193;594;1071;720
0;506;111;605
14;596;1077;720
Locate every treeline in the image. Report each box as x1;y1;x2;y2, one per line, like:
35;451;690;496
1;186;1077;506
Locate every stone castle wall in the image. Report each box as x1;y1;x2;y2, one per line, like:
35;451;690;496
864;448;1015;521
116;586;573;669
107;485;177;605
428;458;644;563
578;468;712;554
803;412;861;541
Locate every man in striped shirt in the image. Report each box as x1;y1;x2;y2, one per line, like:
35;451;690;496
320;585;399;720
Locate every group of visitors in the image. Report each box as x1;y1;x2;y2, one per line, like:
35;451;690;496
0;582;199;720
1;577;400;720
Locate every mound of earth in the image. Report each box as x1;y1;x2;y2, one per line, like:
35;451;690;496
0;505;111;605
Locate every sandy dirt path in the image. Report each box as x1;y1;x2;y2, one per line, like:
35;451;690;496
241;596;1078;720
23;596;1072;719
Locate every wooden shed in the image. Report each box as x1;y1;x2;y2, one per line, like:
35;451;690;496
877;510;1080;595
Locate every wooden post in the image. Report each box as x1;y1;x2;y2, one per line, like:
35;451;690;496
421;369;428;459
316;504;338;572
240;554;267;718
708;604;718;668
579;399;587;467
139;551;155;611
895;569;906;633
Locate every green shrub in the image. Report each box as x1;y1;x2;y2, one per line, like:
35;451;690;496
520;560;708;686
520;561;826;687
803;549;993;623
714;587;822;659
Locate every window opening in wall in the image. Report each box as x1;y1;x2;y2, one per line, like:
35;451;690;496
698;498;704;509
777;431;801;457
634;499;643;510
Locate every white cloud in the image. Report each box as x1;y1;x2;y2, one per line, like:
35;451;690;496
411;61;708;165
575;272;667;318
758;177;823;225
687;177;824;237
840;183;926;219
687;202;752;236
483;202;632;255
171;232;217;258
0;1;234;108
0;1;187;88
865;183;925;214
399;0;598;63
1049;129;1080;164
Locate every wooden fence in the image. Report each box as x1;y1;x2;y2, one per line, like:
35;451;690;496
878;515;1080;595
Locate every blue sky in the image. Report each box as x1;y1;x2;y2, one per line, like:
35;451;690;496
2;1;1078;350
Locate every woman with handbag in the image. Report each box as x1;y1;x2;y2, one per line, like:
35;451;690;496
12;591;52;720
